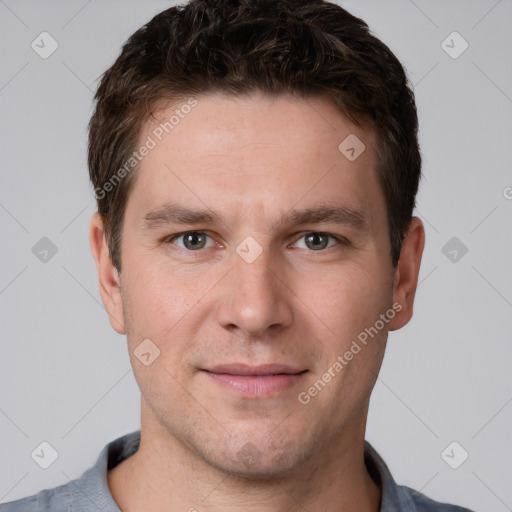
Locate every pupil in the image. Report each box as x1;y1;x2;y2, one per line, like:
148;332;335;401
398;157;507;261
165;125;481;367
185;232;205;249
306;233;327;250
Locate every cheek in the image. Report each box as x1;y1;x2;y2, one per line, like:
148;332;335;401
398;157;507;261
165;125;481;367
310;262;392;343
299;265;390;420
121;268;196;396
120;260;219;383
123;260;206;333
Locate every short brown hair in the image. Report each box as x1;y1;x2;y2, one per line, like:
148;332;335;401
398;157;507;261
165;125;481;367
88;0;421;271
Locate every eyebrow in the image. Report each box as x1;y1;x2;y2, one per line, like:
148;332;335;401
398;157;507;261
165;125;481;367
277;204;368;231
141;202;368;232
142;203;222;229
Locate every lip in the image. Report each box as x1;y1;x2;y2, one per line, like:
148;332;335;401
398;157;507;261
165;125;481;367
202;363;308;398
207;363;304;376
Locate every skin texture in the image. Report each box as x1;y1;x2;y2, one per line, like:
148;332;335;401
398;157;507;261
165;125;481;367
90;93;425;512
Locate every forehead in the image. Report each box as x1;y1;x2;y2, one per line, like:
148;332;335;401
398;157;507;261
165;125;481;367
130;93;383;228
145;92;375;160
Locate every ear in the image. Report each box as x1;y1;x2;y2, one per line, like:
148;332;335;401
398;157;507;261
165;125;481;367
89;212;126;334
389;216;425;331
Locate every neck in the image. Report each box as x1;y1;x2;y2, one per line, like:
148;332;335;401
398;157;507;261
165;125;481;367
108;402;381;512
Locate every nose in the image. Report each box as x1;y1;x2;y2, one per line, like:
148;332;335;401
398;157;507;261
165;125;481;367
215;244;294;338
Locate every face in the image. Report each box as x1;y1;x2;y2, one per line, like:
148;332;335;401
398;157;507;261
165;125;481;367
91;93;423;477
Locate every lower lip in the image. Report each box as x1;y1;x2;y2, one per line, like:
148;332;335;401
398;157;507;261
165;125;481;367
203;371;306;397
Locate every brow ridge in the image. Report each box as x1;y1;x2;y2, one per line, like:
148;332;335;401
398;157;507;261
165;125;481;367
141;202;368;231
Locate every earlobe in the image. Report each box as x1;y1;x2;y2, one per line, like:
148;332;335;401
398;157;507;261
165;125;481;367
389;217;425;331
89;212;126;334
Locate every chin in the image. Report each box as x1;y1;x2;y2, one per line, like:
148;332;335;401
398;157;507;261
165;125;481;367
199;436;305;480
210;454;298;481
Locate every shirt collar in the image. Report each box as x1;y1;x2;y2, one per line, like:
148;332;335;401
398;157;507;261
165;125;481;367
364;440;417;511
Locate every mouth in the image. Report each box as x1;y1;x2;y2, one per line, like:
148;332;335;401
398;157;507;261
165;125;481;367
201;363;308;398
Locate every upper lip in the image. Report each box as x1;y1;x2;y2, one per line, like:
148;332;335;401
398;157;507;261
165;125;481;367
205;363;306;376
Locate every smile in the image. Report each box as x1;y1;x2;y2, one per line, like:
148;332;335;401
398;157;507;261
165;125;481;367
202;363;308;398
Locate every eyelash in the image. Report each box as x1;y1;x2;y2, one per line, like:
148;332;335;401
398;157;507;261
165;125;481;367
165;231;347;252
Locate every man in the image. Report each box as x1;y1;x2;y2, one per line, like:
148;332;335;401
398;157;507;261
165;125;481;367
1;0;474;511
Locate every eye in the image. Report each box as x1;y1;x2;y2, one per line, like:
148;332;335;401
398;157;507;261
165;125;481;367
292;232;342;251
167;231;215;250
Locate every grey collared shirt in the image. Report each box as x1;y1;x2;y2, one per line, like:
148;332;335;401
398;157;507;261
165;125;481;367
0;430;473;512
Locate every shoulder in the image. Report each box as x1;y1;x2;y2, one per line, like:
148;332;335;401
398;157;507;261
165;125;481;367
1;430;140;512
396;483;475;512
0;482;72;512
363;440;474;512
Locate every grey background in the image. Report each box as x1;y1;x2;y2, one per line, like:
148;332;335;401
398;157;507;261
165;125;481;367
0;1;511;510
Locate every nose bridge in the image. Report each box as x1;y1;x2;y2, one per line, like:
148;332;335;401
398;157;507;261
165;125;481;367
216;240;293;336
235;243;276;295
